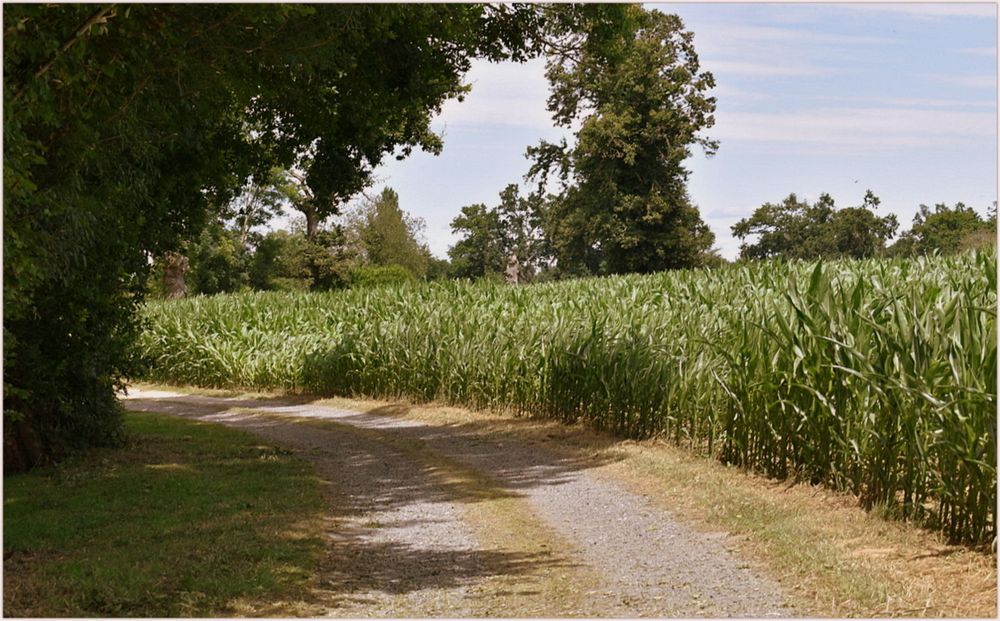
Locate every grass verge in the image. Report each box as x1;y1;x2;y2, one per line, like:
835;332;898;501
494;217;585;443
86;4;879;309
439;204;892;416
132;382;996;618
263;412;602;617
3;411;326;617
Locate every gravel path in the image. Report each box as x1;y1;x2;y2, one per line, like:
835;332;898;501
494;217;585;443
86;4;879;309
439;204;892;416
124;388;792;618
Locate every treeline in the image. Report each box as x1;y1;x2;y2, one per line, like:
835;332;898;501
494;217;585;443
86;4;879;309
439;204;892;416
151;185;449;297
732;190;996;262
178;182;996;297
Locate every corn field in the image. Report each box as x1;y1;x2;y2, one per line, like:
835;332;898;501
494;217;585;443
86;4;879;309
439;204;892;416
139;249;998;545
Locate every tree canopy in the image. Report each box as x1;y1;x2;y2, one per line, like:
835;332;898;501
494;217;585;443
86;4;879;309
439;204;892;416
3;3;547;470
526;5;718;276
889;202;996;257
448;184;547;280
346;187;432;279
732;191;899;261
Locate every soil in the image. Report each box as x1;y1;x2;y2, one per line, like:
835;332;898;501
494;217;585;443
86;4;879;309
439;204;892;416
124;388;793;618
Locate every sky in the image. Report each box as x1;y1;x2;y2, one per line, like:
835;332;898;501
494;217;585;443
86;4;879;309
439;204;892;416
365;3;998;260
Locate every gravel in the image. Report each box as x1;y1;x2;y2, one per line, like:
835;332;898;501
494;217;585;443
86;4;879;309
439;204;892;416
124;388;792;617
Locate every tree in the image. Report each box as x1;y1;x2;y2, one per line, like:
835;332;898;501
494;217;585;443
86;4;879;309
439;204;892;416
224;169;287;247
186;222;250;295
3;4;549;470
732;190;898;261
274;165;333;241
527;5;718;276
349;188;431;278
449;203;506;279
448;184;548;280
890;202;996;256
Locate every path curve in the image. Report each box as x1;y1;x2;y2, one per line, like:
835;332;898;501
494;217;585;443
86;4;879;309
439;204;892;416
124;388;792;618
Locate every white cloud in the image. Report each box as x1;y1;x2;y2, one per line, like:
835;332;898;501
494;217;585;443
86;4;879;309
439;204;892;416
709;83;773;104
702;24;893;47
958;46;998;57
806;94;995;109
433;59;555;129
714;107;996;148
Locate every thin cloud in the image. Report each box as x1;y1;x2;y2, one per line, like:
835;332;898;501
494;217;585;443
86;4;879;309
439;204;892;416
705;59;834;77
704;24;894;46
434;58;555;129
842;4;996;19
927;73;998;89
714;107;996;148
958;47;997;57
805;94;995;109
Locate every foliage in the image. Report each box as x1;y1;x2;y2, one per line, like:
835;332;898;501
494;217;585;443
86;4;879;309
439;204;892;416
347;187;431;278
449;184;549;281
140;249;997;545
732;190;898;261
186;222;250;295
890;201;996;257
448;203;505;279
424;254;453;281
3;412;325;616
222;169;287;247
3;3;545;467
527;5;717;275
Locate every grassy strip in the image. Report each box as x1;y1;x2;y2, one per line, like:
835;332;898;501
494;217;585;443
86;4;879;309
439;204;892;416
3;411;327;617
146;383;994;618
246;410;602;617
363;397;997;617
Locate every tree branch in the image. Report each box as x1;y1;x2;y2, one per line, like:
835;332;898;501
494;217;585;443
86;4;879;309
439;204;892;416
13;5;117;103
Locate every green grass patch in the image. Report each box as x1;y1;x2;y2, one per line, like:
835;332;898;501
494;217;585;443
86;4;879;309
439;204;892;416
3;412;326;617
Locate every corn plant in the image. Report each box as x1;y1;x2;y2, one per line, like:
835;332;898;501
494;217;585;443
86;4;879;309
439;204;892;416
139;249;997;545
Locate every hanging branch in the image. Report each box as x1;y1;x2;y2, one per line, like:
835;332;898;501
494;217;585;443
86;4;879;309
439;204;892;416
13;4;118;103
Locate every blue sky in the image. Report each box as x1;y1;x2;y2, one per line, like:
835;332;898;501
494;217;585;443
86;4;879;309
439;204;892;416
366;3;997;260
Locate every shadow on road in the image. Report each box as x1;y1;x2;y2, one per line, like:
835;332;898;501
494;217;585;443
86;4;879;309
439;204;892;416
124;392;605;613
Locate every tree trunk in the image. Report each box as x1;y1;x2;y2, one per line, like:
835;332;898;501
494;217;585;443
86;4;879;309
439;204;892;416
304;207;319;240
163;251;189;298
4;416;45;473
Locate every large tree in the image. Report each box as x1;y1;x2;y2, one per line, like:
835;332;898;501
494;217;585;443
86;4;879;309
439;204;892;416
3;4;547;470
732;190;898;261
526;5;718;276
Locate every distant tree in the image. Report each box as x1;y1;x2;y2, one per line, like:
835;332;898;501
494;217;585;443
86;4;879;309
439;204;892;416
186;222;249;295
349;188;430;278
890;201;996;256
224;169;287;247
448;203;506;279
349;264;418;288
495;185;549;279
274;165;334;241
424;253;452;281
448;184;549;280
698;247;728;269
732;190;897;261
248;231;291;291
527;5;718;275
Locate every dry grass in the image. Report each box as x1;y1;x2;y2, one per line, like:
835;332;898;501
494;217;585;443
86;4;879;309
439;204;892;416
133;382;998;617
256;412;604;617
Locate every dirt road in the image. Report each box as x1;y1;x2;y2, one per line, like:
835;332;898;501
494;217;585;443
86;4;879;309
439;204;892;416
124;388;792;617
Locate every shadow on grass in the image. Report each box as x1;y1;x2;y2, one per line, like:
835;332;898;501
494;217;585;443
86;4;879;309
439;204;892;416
124;393;607;612
3;413;325;617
